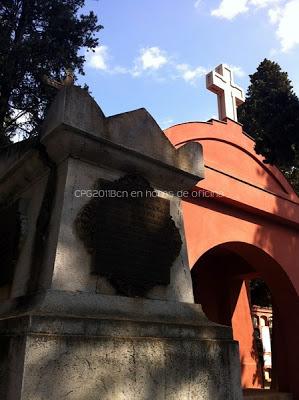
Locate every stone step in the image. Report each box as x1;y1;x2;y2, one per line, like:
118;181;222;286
243;389;292;400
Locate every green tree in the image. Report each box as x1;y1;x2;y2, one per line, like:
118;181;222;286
238;59;299;193
250;279;272;307
0;0;102;145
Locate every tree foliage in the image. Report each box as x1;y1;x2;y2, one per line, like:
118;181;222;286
0;0;102;145
250;279;272;308
238;59;299;192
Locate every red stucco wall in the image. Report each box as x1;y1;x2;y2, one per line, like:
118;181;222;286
165;118;299;397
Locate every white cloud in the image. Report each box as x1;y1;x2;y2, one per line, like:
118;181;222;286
176;64;207;85
87;46;132;74
276;0;299;52
211;0;299;52
250;0;282;8
86;44;212;87
194;0;202;8
133;47;168;76
87;46;109;70
229;65;246;78
211;0;249;20
111;66;130;75
268;6;283;23
140;47;168;70
211;0;282;19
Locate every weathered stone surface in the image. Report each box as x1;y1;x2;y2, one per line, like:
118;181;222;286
0;138;39;186
21;335;241;400
41;86;204;192
0;85;243;400
0;290;220;327
243;390;293;400
106;108;203;179
0;291;242;400
41;85;105;139
0;313;242;400
0;334;25;400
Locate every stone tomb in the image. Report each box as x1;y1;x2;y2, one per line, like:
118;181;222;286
0;86;242;399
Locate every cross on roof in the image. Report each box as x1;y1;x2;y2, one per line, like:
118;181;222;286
206;64;245;122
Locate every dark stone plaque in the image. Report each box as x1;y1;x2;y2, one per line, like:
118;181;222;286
0;201;26;287
75;175;182;297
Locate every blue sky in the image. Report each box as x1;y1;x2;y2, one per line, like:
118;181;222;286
78;0;299;129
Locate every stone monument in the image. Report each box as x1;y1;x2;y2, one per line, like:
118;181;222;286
0;85;242;399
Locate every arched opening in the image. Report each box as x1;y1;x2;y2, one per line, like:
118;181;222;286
250;279;273;389
191;242;298;397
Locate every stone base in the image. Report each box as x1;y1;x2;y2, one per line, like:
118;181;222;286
244;390;293;400
0;291;243;400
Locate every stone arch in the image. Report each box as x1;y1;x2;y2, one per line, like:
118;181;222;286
191;241;298;395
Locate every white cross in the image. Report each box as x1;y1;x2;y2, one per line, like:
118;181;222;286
206;64;245;122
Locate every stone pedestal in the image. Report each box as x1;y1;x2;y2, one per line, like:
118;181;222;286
0;86;242;399
1;292;242;400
